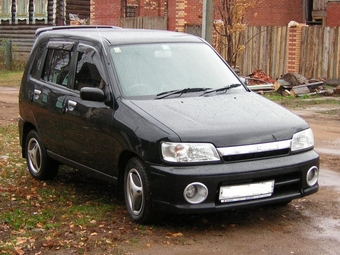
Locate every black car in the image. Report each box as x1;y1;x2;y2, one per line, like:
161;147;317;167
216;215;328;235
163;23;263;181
18;26;319;223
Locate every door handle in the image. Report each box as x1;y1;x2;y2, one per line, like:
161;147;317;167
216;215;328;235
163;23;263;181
66;100;77;112
32;89;41;101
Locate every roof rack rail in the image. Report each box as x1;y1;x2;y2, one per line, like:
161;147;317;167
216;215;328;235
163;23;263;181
35;25;122;37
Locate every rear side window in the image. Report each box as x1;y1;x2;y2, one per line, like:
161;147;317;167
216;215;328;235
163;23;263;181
42;49;73;86
30;42;47;79
40;41;75;86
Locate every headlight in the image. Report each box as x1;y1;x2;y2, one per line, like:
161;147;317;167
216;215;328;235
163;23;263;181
161;142;220;163
291;128;314;152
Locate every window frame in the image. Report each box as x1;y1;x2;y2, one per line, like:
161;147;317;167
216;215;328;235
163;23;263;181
73;42;108;92
39;40;76;88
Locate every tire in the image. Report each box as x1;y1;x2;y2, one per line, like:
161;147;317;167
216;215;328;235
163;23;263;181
124;157;153;224
25;130;58;180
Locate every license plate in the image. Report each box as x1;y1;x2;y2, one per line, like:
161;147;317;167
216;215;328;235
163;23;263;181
219;180;275;203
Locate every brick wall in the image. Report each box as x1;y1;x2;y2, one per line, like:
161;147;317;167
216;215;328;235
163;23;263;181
138;0;166;16
90;0;120;26
326;2;340;26
246;0;303;26
285;25;304;73
91;0;167;27
167;0;202;32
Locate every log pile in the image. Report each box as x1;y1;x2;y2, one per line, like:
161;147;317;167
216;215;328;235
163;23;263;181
274;73;326;97
244;70;340;97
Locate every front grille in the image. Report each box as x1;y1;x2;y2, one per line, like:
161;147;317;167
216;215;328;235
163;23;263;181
273;171;301;194
222;148;290;162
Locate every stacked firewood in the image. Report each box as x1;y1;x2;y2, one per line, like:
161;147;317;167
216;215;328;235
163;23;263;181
243;70;340;97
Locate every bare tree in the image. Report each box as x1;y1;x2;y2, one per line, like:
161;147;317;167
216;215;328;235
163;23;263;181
213;0;260;67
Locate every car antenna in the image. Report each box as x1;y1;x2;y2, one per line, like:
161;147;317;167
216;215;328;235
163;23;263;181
96;27;108;57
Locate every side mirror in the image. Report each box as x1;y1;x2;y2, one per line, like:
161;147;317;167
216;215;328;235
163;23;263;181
80;87;105;102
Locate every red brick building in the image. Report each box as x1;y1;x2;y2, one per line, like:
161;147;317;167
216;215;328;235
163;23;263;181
89;0;340;30
245;0;304;26
90;0;202;31
325;1;340;26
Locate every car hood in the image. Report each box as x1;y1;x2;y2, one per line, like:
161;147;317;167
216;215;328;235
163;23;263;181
126;92;309;147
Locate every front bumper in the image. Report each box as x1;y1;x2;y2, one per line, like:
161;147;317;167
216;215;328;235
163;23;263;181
148;150;319;214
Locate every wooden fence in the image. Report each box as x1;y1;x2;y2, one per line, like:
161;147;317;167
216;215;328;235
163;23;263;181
216;26;340;80
120;16;167;30
300;26;340;80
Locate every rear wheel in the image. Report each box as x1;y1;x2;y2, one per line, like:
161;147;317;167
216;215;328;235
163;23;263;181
25;130;58;180
124;157;153;224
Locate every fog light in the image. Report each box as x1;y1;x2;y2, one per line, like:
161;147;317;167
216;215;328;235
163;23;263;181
183;182;208;204
306;166;319;187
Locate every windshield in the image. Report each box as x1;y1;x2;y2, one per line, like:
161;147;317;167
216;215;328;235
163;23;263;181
110;42;244;97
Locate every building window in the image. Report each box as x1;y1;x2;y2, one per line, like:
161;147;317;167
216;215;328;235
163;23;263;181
0;0;12;23
126;5;137;17
121;0;139;17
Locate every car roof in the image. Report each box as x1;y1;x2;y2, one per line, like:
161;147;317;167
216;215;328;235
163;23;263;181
36;26;204;45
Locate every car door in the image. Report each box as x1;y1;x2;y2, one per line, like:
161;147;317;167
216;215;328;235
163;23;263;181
62;43;116;176
27;40;75;155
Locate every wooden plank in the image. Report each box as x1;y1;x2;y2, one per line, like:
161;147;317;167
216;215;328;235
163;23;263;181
259;26;266;73
274;26;282;79
317;26;323;78
305;26;314;78
334;27;340;79
328;27;335;78
291;86;310;97
299;27;306;75
269;27;275;78
263;26;269;74
247;84;274;91
322;27;330;78
313;26;320;78
280;26;287;76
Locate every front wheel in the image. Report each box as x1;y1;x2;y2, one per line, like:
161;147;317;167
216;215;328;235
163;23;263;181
25;130;58;180
124;157;153;224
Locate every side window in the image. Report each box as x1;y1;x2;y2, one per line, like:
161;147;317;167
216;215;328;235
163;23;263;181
42;49;73;86
30;42;47;79
75;44;106;91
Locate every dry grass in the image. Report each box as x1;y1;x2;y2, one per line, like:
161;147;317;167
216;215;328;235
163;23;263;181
0;70;23;88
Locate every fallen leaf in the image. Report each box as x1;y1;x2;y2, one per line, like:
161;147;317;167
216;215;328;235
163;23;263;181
14;247;24;255
42;241;54;248
172;232;183;237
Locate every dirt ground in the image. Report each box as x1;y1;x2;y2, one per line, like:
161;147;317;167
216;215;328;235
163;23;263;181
1;87;340;254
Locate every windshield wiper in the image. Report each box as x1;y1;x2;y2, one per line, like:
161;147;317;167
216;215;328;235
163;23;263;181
156;87;211;99
200;84;242;96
